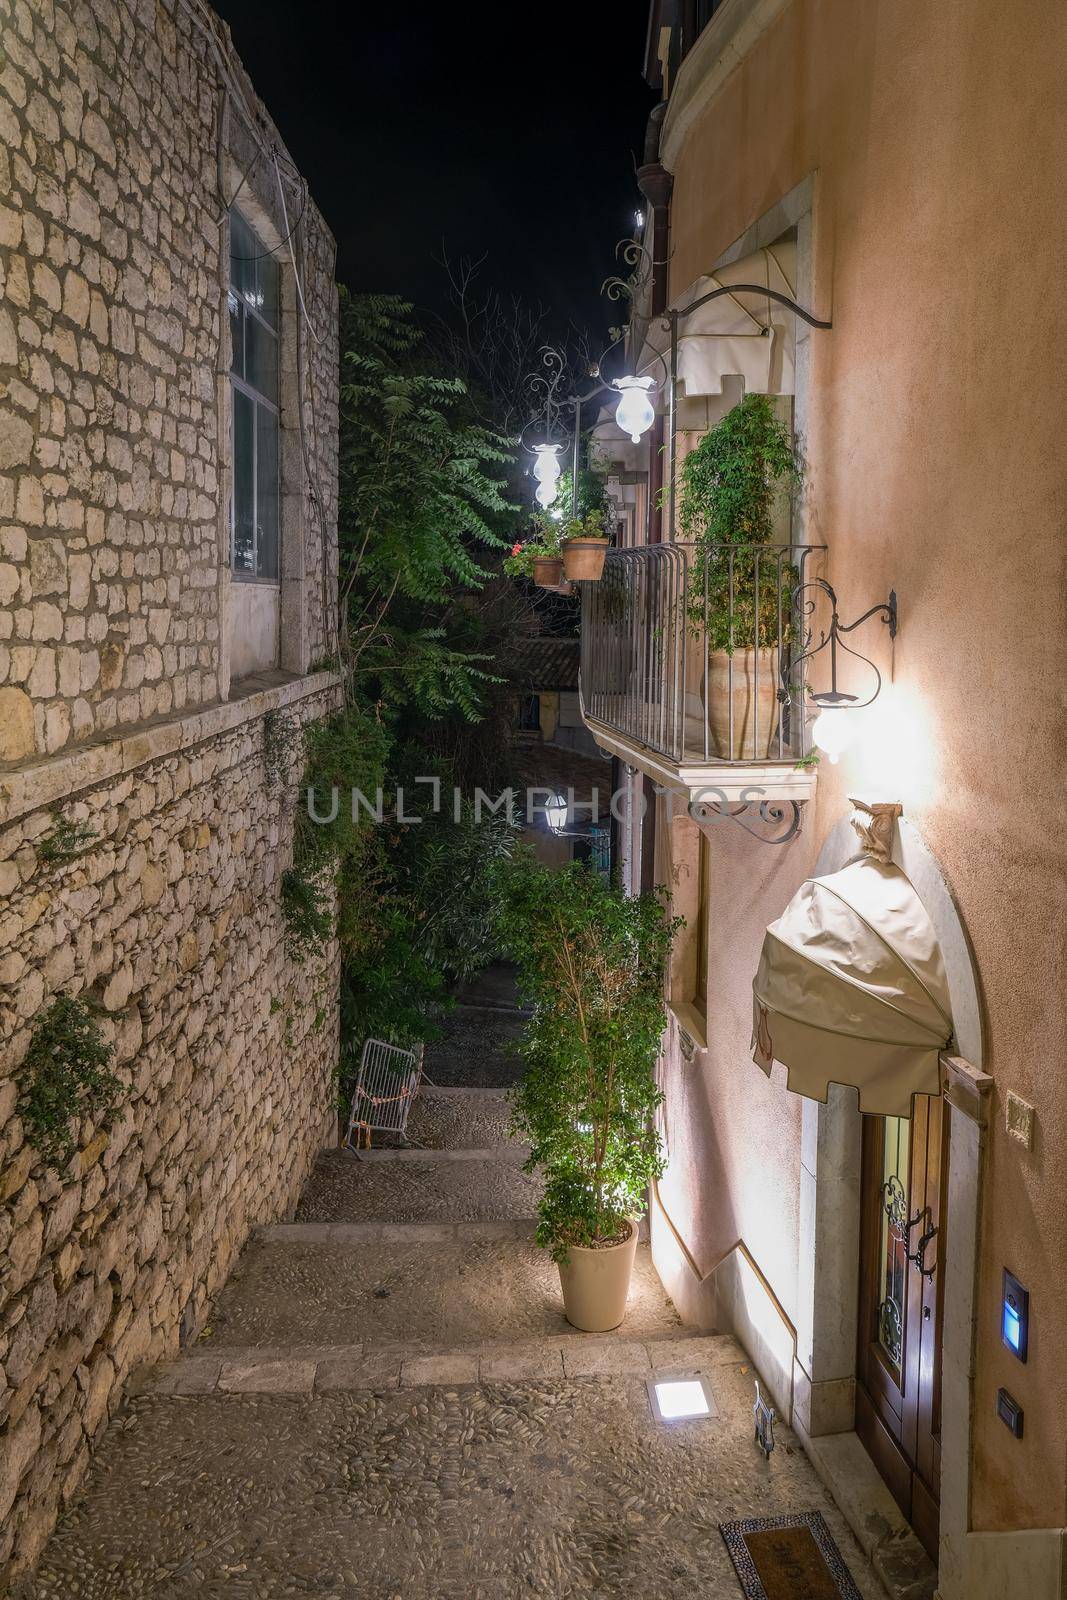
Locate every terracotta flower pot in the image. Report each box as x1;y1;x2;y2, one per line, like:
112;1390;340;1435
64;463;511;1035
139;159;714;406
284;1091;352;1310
561;537;609;582
557;1219;639;1332
532;555;564;587
703;646;781;760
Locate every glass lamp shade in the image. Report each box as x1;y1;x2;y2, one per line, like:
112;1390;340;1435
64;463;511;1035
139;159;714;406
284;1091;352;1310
532;444;562;509
811;707;853;765
613;376;656;444
545;792;568;833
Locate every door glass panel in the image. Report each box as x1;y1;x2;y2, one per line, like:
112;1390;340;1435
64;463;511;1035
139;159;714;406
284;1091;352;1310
877;1115;910;1372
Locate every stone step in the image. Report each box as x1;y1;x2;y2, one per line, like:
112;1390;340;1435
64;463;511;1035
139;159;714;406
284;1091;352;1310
201;1236;680;1350
133;1331;744;1397
294;1149;540;1225
403;1085;514;1149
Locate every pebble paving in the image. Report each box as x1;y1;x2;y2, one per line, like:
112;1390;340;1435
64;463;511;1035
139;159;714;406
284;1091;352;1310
424;1006;526;1087
201;1237;683;1349
22;1365;887;1600
295;1150;539;1225
405;1088;514;1150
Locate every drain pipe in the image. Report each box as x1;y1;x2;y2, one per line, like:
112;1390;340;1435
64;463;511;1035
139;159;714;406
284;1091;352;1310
635;102;673;894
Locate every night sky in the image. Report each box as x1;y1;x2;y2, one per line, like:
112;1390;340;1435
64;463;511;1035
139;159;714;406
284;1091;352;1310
212;2;655;344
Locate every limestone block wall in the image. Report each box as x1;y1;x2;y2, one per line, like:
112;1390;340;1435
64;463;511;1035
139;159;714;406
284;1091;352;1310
0;676;340;1579
0;0;344;1580
0;0;339;760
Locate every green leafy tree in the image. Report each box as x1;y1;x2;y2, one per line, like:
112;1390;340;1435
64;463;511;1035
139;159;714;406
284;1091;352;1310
338;291;515;715
499;853;681;1262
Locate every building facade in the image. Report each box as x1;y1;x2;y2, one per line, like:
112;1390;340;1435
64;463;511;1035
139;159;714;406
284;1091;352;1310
581;2;1067;1595
0;0;339;1577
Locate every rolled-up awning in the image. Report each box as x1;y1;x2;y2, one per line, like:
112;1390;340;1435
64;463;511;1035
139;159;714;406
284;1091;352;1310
636;240;799;400
751;857;954;1117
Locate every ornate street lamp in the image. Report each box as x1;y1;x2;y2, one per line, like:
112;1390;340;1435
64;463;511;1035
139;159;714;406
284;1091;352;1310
612;374;656;444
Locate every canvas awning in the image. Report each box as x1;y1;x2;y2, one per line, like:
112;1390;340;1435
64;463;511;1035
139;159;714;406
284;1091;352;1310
751;857;954;1117
636;240;798;400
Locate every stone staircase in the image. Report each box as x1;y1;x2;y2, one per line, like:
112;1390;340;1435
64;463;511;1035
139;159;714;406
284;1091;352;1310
22;1080;891;1599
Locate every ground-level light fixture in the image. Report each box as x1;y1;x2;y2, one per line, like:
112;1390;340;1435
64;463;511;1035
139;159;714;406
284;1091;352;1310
793;579;898;765
613;374;656;444
646;1372;718;1424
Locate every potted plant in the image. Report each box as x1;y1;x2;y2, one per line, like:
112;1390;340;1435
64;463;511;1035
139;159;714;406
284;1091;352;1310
677;393;801;759
504;514;564;587
561;507;610;582
499;852;681;1332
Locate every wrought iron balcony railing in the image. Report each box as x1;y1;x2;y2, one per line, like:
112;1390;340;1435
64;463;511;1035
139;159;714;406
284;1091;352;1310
580;542;826;767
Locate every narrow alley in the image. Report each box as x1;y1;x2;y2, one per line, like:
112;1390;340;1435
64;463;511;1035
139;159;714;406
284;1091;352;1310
18;978;886;1599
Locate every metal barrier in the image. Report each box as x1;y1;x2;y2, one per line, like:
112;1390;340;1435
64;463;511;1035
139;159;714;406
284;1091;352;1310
343;1038;424;1150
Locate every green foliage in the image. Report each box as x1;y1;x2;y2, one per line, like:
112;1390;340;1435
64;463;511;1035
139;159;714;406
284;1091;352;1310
677;394;801;650
499;852;681;1262
561;507;606;544
503;512;563;577
38;813;96;864
17;995;123;1170
339;291;514;633
280;869;333;963
549;466;607;522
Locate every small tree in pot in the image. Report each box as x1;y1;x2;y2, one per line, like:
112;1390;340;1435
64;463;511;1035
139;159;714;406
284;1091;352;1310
677;393;801;759
499;852;681;1331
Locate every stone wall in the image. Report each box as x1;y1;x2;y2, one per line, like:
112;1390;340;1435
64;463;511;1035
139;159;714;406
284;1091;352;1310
0;679;340;1577
0;0;342;1581
0;0;339;759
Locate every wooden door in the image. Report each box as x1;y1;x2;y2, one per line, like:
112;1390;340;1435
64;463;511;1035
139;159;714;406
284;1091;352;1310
857;1097;945;1562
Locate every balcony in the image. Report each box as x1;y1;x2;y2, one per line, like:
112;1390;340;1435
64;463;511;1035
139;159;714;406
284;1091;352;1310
579;541;825;807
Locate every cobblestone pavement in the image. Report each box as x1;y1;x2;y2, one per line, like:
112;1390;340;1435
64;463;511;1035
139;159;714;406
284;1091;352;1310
21;965;891;1600
295;1149;539;1225
424;1005;526;1087
405;1087;514;1149
22;1363;887;1600
202;1236;683;1348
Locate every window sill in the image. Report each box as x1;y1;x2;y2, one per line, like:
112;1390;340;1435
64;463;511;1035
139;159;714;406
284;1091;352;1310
668;1000;709;1050
0;668;342;828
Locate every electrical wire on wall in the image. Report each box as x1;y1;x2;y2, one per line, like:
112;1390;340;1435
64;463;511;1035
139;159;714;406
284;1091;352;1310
175;0;338;662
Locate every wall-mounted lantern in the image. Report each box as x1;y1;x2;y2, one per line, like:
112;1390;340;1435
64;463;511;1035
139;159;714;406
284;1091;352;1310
795;580;898;763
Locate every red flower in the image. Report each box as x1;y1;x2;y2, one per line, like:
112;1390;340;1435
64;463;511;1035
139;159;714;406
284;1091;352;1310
511;542;523;556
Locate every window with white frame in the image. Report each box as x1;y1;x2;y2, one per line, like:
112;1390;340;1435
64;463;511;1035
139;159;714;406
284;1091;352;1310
228;208;280;581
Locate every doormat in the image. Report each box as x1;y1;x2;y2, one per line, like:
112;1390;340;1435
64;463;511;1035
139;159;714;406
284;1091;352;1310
719;1511;863;1600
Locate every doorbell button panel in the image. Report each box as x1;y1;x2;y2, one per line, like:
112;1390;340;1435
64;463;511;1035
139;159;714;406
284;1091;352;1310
1002;1269;1029;1362
997;1388;1024;1439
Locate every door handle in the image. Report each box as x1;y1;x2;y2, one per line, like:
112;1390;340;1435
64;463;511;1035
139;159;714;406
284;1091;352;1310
912;1220;938;1281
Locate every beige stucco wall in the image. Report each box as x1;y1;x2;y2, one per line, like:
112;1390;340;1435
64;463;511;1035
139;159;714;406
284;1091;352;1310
657;0;1067;1534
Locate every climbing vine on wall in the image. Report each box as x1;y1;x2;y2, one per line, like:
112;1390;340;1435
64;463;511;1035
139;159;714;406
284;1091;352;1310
17;995;125;1171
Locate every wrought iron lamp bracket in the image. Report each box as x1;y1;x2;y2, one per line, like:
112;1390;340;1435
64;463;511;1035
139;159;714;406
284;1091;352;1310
688;797;804;847
790;578;897;712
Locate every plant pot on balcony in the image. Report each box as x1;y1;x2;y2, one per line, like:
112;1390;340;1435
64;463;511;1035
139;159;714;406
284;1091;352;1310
532;555;564;587
703;646;781;760
557;1219;639;1332
562;537;609;583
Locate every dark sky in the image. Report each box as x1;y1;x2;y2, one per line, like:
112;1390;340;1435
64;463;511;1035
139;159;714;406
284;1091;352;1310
212;2;655;344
